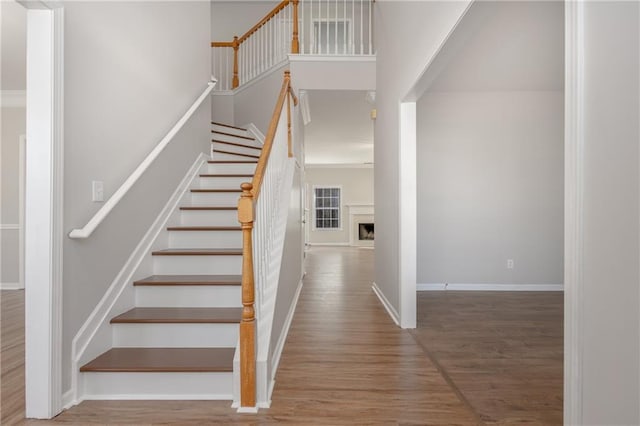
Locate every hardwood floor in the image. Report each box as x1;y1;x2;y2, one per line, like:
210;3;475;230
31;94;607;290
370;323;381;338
1;247;562;424
411;291;563;425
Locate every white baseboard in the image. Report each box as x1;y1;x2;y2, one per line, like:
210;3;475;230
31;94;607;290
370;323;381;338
417;283;564;291
0;224;20;230
270;278;304;390
61;389;75;410
83;393;233;401
307;242;350;247
0;282;23;290
70;154;208;403
372;282;399;326
244;123;265;145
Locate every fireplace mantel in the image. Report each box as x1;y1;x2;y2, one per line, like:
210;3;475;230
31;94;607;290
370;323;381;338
347;204;374;246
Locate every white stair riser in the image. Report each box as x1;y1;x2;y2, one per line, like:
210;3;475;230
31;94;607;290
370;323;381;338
206;163;257;175
198;176;251;190
112;323;238;348
213;151;259;162
211;132;261;148
190;192;241;206
136;285;241;307
168;230;242;249
212;143;262;158
153;255;241;275
211;125;250;138
180;210;238;226
82;372;233;399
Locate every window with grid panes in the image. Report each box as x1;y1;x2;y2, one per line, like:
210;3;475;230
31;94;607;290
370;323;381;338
314;187;341;229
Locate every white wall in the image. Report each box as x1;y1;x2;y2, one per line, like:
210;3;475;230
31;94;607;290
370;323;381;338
211;1;278;41
61;1;211;393
374;1;471;310
233;63;290;133
417;91;564;286
1;0;27;287
577;2;639;423
304;167;373;245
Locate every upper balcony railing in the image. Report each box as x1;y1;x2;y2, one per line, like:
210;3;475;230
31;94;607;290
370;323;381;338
211;0;374;91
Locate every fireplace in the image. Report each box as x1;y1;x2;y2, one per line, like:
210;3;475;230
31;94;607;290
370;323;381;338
358;223;374;241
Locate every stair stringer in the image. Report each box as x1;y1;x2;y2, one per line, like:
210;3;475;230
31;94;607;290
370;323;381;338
68;154;208;407
256;159;296;408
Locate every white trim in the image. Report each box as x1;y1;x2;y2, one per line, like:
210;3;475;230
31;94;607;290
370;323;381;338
210;90;234;96
564;1;585;423
299;90;311;125
83;393;233;401
306;243;350;247
0;90;27;107
398;102;416;329
372;282;399;326
230;60;289;96
24;7;64;419
70;154;208;406
0;224;20;230
61;390;74;410
68;80;217;239
244;123;266;145
417;283;564;292
305;163;373;169
288;54;376;63
0;282;24;290
236;406;260;414
19;135;26;290
270;279;304;391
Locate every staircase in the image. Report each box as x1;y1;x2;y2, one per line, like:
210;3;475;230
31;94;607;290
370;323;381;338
79;122;261;400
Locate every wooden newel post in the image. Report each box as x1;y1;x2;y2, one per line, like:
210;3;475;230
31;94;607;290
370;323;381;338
291;0;300;54
232;36;240;89
237;182;256;408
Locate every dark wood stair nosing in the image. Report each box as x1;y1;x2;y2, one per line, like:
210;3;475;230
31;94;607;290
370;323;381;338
151;248;242;256
211;139;262;151
211;121;248;131
133;275;241;286
166;226;241;231
179;206;238;211
213;149;260;159
190;188;242;193
207;160;258;164
211;130;255;141
199;174;254;178
79;347;235;373
110;307;242;324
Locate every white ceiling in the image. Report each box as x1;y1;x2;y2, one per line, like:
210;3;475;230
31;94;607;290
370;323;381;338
303;90;374;165
428;1;564;93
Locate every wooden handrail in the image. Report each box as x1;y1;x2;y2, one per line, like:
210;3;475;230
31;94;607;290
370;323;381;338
238;0;290;44
236;71;297;408
212;0;299;89
250;71;295;200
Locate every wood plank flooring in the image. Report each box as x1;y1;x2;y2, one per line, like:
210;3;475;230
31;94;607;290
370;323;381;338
1;247;562;424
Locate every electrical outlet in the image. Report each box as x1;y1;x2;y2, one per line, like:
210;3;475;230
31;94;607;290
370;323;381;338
507;259;514;269
92;181;104;202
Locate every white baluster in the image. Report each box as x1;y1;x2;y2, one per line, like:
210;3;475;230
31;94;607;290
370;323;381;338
351;0;355;54
335;0;338;54
368;0;372;54
343;0;347;54
325;0;329;54
360;0;363;54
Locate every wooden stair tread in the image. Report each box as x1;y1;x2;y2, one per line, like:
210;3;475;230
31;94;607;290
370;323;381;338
79;348;234;373
208;160;258;164
179;206;238;211
191;188;242;193
211;130;255;141
213;149;260;159
199;174;254;178
166;226;241;231
211;121;247;131
211;140;262;151
152;248;242;256
133;275;241;286
111;307;241;324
